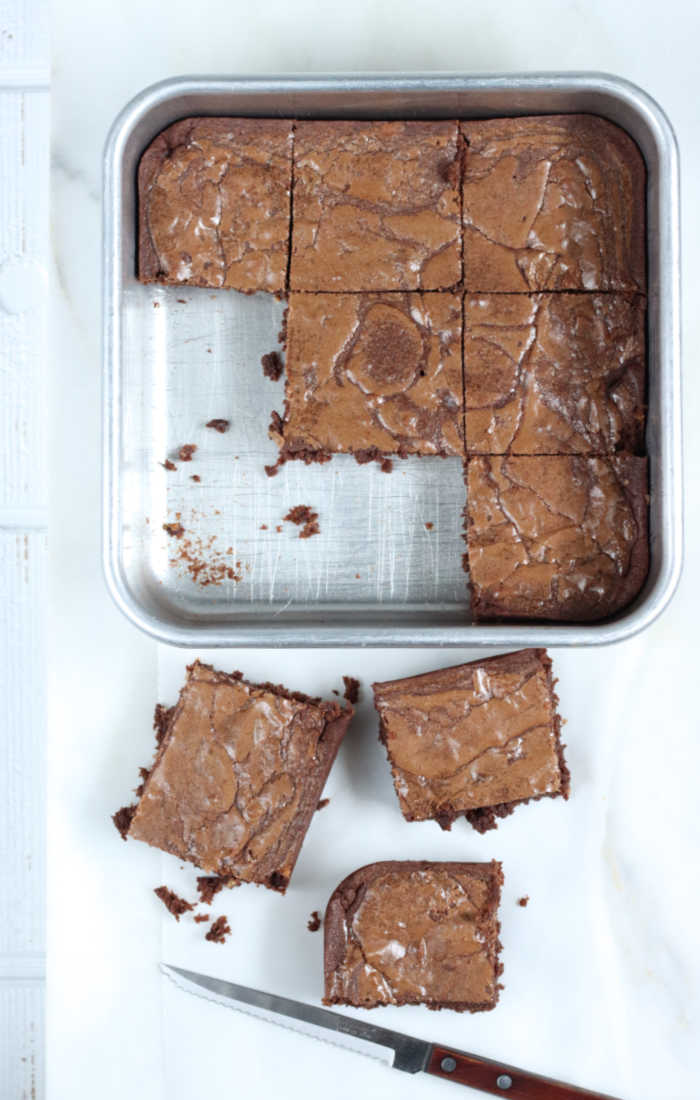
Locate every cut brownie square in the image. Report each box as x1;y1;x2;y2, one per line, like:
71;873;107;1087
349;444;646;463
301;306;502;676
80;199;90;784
373;649;569;834
138;117;293;294
274;292;463;460
120;661;353;892
290;121;462;292
464;293;646;455
462;115;645;292
465;455;649;621
324;861;503;1011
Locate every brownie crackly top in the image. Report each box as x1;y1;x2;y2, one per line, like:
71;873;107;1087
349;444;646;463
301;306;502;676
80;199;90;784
291;121;462;292
280;292;463;457
126;661;352;888
464;293;646;455
374;649;565;823
466;455;649;621
324;861;503;1011
462;114;645;293
138;117;293;294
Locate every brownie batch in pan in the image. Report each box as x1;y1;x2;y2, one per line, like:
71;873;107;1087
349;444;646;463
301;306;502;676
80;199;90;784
138;112;648;623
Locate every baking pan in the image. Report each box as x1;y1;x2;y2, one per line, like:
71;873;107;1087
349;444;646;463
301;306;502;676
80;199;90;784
103;72;682;647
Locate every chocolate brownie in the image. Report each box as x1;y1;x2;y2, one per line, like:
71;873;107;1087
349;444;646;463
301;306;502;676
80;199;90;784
462;114;645;292
290;121;461;291
275;292;463;460
119;661;353;892
466;455;649;621
464;293;646;455
373;649;569;833
138;117;293;294
324;861;503;1011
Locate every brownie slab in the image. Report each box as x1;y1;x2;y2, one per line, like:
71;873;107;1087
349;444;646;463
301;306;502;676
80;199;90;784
275;292;463;459
324;861;503;1011
466;455;649;621
138;117;293;294
290;121;462;292
120;661;353;891
462;114;646;292
465;293;646;455
373;649;569;833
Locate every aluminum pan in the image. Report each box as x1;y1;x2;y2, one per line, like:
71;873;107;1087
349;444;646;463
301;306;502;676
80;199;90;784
103;72;682;647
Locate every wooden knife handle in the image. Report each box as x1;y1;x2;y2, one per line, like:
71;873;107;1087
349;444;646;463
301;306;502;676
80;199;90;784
426;1045;623;1099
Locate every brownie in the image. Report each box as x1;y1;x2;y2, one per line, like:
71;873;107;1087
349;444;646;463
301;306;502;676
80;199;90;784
138;117;293;294
373;649;569;833
290;121;462;291
462;115;646;292
323;861;503;1011
466;455;649;621
120;661;353;891
464;293;646;455
275;292;463;459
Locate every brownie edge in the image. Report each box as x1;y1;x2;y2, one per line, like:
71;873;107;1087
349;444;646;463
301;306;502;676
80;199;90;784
323;860;503;1012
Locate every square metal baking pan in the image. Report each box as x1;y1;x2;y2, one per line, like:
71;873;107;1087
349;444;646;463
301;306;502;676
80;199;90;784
103;72;682;647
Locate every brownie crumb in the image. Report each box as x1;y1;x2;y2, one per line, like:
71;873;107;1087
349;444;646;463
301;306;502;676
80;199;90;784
284;505;320;539
176;298;187;304
381;458;393;473
261;351;284;381
153;703;174;746
154;886;194;921
169;530;244;587
342;676;360;705
190;474;201;482
278;307;288;347
260;524;268;530
196;874;238;905
194;913;210;924
205;916;231;944
517;896;530;908
425;522;434;530
178;444;197;461
112;804;136;840
206;419;230;433
161;459;177;471
163;522;185;538
153;301;160;308
275;525;283;533
307;910;321;932
316;798;330;812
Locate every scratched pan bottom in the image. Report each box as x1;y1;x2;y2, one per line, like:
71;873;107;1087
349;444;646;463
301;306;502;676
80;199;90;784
104;73;681;647
121;285;469;629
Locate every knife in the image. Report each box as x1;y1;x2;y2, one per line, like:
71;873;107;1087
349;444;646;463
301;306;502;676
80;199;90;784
161;964;621;1099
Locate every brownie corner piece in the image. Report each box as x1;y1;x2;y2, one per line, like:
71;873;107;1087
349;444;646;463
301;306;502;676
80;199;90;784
138;116;293;294
120;660;352;891
461;113;645;293
373;648;568;833
465;455;649;622
323;860;503;1011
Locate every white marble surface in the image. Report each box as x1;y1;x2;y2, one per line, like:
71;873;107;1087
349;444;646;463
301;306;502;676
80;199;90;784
49;1;700;1098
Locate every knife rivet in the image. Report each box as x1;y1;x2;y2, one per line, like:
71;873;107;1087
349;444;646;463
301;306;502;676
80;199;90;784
497;1075;512;1090
441;1057;457;1073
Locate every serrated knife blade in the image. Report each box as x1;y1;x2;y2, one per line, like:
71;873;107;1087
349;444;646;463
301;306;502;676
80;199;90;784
161;965;622;1099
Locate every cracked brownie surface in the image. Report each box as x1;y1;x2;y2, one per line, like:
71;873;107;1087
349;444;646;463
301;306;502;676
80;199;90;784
281;292;464;457
290;121;462;292
373;649;568;830
465;292;646;455
125;661;352;890
138;117;293;294
323;860;503;1010
462;114;645;292
466;455;649;621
